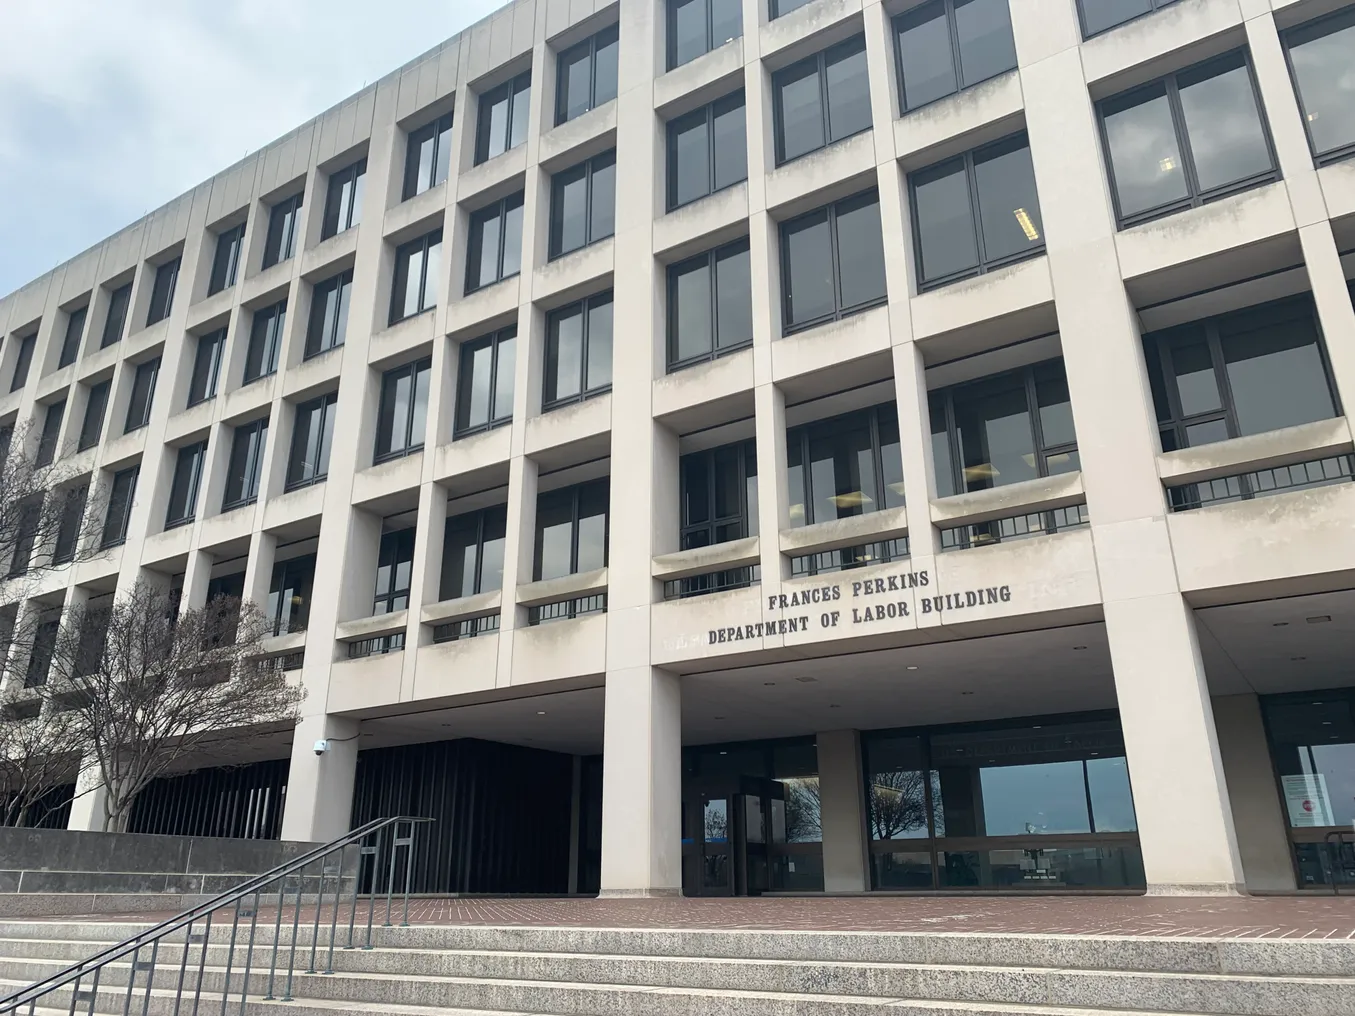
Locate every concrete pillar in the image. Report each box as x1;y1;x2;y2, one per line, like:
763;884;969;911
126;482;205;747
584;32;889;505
66;764;109;832
817;729;870;892
1214;693;1297;892
599;666;683;896
279;713;360;843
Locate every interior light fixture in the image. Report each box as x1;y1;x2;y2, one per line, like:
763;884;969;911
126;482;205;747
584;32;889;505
1291;656;1307;662
1306;616;1332;623
829;491;872;508
906;665;918;671
764;681;776;686
1013;207;1039;242
1273;622;1290;627
1159;156;1176;172
1073;645;1087;651
714;715;725;720
961;690;974;696
795;676;817;683
537;710;547;715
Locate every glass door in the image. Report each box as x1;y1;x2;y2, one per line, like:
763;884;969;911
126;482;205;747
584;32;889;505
699;793;733;895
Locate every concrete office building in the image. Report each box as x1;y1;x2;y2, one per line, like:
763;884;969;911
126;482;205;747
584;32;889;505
1;0;1354;899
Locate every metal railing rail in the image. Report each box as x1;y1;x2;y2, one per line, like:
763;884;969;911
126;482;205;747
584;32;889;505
0;814;432;1015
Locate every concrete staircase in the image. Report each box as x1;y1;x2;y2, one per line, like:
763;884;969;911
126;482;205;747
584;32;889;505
1;918;1353;1015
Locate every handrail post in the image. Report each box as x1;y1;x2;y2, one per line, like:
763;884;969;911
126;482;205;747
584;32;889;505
323;846;346;973
402;820;417;927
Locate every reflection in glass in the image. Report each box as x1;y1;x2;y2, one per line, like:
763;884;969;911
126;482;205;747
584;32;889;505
1287;11;1355;159
1103;87;1188;218
896;1;956;110
783;210;834;325
776;60;824;163
1079;0;1155;37
1177;58;1272;192
954;0;1017;87
973;140;1043;262
914;160;978;282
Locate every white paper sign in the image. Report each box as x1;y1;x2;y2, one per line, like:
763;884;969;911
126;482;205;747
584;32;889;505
1283;773;1335;827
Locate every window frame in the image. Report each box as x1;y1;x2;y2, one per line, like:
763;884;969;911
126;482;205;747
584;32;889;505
403;112;454;200
908;131;1045;291
101;466;139;548
124;357;160;433
771;34;871;167
892;0;1018;114
306;270;352;359
52;483;88;565
389;229;443;324
454;326;516;438
243;300;287;383
1096;49;1279;229
373;528;417;615
268;553;316;636
532;478;611;581
35;398;65;468
262;194;303;269
475;71;532;165
9;333;36;392
101;283;132;348
769;0;816;18
548;150;616;260
439;504;508;601
779;188;888;334
1281;7;1355;168
667;0;743;70
1076;0;1178;40
285;392;338;491
322;159;366;239
666;91;747;211
543;291;613;410
1145;296;1342;456
555;24;620;126
222;417;269;511
146;257;180;326
208;224;245;296
666;237;753;371
187;328;226;407
929;358;1080;499
680;438;758;550
465;192;525;293
78;380;110;452
59;306;87;368
374;357;432;463
164;441;207;530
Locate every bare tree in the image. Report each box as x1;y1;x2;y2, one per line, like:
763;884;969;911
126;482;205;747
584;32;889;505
868;769;930;840
48;582;305;832
0;688;84;827
783;776;821;843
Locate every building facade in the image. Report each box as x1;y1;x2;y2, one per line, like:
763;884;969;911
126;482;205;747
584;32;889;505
2;0;1355;897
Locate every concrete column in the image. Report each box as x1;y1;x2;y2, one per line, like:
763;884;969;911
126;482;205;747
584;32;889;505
1298;223;1355;407
1214;693;1297;891
279;713;360;843
599;666;683;896
817;729;870;892
66;764;109;833
1013;0;1245;894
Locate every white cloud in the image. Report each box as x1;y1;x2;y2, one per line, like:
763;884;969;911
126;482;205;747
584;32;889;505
0;0;502;295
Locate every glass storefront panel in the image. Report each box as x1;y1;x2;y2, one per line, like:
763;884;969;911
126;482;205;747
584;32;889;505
938;845;1145;889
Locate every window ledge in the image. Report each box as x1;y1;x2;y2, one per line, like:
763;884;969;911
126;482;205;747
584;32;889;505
930;471;1084;528
421;589;502;627
515;567;608;608
778;505;909;559
261;630;306;655
652;537;760;582
335;610;408;643
1157;417;1352;486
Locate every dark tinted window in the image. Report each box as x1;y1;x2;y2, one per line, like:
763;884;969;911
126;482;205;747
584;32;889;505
101;466;138;547
669;0;742;69
208;225;244;295
681;439;758;548
771;0;816;16
895;0;1016;112
556;25;619;125
1078;0;1173;38
306;270;352;358
1284;9;1355;165
322;159;366;239
773;36;871;165
223;417;268;509
534;479;610;580
286;393;337;489
146;257;180;326
374;529;416;614
1099;51;1275;226
1145;296;1338;451
52;483;88;565
125;357;160;432
549;151;616;259
475;72;532;164
374;358;431;461
668;238;752;369
35;398;65;468
668;92;747;210
781;189;887;332
59;306;87;368
268;554;316;635
101;284;131;348
911;132;1043;289
9;333;35;392
262;194;302;269
165;441;206;528
455;326;516;436
188;328;225;406
244;301;286;383
466;193;525;292
79;381;110;451
404;112;454;199
545;291;613;408
440;505;508;600
390;229;442;323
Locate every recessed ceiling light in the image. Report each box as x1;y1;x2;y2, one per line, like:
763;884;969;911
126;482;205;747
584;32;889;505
719;751;728;755
537;710;547;715
1073;646;1087;651
1322;721;1332;725
1291;656;1307;662
1307;616;1332;624
1032;725;1042;729
829;704;840;709
764;681;776;686
795;676;817;683
961;690;974;696
906;665;918;671
440;723;451;727
714;715;725;720
1273;622;1290;627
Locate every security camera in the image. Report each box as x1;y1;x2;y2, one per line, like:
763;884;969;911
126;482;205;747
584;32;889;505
313;739;330;756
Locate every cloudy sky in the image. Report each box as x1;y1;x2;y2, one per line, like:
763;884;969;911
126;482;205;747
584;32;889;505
0;0;503;297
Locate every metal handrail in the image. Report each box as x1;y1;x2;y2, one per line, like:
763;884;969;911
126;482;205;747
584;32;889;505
0;815;432;1015
1325;829;1355;895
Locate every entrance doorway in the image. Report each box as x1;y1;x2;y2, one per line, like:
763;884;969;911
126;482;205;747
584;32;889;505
686;777;786;896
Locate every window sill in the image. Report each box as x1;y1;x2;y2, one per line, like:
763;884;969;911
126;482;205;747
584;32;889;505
547;234;614;264
542;386;611;413
99;538;127;550
387;305;436;329
464;270;522;298
774;126;872;172
1156;416;1351;487
782;297;887;338
372;444;424;467
666;340;753;374
164;517;195;532
929;471;1085;529
516;567;608;609
666;178;747;216
335;609;408;644
652;536;760;582
779;506;909;561
302;343;343;363
283;475;328;493
241;369;278;387
220;496;258;514
185;395;217;410
1315;144;1355;169
897;67;1018;121
453;417;512;441
421;588;502;628
1115;172;1281;231
916;247;1046;294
